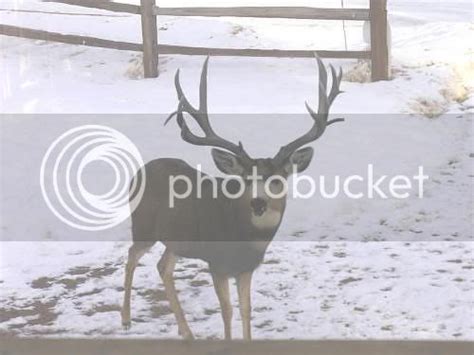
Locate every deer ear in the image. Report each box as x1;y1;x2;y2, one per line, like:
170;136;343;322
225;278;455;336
284;147;314;175
211;149;245;175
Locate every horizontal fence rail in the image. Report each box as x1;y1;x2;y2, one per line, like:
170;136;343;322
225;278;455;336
43;0;141;14
159;46;371;59
0;0;390;80
0;25;370;60
0;24;142;51
0;338;472;355
154;7;370;21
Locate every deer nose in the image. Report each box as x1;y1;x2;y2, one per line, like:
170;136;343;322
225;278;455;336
250;198;267;216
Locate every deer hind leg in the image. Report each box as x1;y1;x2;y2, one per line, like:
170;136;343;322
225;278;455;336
211;272;233;340
236;271;253;340
157;248;194;340
121;241;155;329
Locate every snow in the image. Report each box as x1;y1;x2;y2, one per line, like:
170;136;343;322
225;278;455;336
1;0;473;340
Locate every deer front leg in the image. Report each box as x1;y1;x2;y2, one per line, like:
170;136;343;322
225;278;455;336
157;248;194;340
236;271;253;340
122;242;154;329
211;272;233;340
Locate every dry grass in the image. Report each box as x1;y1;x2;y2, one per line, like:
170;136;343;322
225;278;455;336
410;61;472;118
440;62;471;103
343;60;372;83
125;54;144;80
231;25;245;36
409;97;448;118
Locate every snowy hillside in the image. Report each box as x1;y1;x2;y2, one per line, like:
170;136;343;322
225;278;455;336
0;0;472;340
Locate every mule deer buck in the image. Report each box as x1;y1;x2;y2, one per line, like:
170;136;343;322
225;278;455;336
121;57;344;340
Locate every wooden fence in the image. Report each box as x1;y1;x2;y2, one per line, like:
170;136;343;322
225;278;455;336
0;0;390;81
0;337;472;355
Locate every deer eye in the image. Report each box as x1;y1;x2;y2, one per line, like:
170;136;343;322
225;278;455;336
267;179;285;194
270;180;281;186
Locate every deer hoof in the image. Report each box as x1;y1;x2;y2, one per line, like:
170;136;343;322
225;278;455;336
122;321;132;330
179;328;194;340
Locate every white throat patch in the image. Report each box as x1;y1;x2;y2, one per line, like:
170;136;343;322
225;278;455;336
251;208;282;230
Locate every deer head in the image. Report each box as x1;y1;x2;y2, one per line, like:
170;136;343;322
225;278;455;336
165;56;344;218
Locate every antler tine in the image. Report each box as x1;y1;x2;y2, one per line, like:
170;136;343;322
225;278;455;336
165;58;210;127
199;56;209;115
272;56;344;165
328;64;343;106
164;69;196;126
165;57;251;161
316;56;329;117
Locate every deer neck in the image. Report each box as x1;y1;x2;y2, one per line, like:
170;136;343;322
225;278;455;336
250;207;283;231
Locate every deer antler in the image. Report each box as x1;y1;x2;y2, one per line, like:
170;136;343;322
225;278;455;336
165;57;251;162
272;56;345;166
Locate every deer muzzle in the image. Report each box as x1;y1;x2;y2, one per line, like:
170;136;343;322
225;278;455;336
250;198;267;217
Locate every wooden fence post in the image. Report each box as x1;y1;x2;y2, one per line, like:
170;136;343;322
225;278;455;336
140;0;158;78
369;0;389;81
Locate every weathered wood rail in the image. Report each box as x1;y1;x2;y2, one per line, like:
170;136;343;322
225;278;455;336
0;338;472;355
0;0;390;81
153;7;371;21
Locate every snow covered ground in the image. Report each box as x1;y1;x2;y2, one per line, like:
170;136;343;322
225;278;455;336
0;0;473;340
